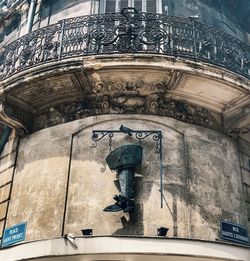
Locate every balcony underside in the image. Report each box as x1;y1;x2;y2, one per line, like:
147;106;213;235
0;54;249;141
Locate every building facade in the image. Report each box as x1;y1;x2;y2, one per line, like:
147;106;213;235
0;0;249;260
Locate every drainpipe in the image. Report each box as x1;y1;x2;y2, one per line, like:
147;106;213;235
0;125;12;154
26;0;37;33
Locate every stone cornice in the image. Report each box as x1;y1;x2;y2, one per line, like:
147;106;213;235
0;55;248;137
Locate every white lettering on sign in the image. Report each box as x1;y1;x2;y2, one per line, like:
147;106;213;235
234;234;249;242
2;222;27;246
3;233;24;243
3;236;11;243
232;226;239;233
9;228;18;234
222;231;233;238
222;231;248;242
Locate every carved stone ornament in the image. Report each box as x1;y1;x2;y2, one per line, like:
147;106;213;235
33;94;222;132
93;80;169;94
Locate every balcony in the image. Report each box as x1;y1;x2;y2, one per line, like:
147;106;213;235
0;8;249;80
0;8;249;136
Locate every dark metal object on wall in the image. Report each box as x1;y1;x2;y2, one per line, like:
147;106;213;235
0;8;249;80
91;125;164;208
104;144;143;213
157;227;169;237
81;228;93;236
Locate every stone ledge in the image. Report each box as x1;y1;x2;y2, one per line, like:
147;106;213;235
0;237;249;261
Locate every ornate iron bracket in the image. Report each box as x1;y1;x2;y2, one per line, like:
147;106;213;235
91;125;164;208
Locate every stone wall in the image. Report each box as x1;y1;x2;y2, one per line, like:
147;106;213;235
3;115;247;242
0;131;18;239
239;138;250;232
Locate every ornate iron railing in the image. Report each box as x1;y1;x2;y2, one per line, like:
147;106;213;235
0;8;249;80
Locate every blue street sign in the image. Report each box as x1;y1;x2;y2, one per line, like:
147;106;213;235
1;222;27;247
220;220;249;245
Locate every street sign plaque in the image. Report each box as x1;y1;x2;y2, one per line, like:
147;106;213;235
220;220;249;245
1;222;27;247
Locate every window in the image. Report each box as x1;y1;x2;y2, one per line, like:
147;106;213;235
33;0;81;30
99;0;163;13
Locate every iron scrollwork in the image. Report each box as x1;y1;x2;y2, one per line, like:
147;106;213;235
92;128;161;153
135;131;161;154
0;8;249;80
92;131;114;152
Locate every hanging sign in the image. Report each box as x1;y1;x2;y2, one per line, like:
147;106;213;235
1;222;27;247
220;220;249;245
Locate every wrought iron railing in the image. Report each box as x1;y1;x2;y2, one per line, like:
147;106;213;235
0;8;249;80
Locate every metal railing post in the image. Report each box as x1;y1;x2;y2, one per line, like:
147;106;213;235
191;17;198;60
58;19;65;61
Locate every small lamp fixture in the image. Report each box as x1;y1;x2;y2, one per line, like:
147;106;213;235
81;229;93;236
157;227;169;237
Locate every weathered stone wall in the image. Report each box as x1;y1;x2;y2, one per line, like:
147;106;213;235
6;127;72;240
239;138;250;232
3;115;247;242
0;131;18;239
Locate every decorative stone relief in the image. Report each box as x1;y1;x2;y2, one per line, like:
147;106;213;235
33;94;222;132
93;80;169;95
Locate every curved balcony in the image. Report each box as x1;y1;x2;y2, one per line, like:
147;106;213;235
0;8;249;80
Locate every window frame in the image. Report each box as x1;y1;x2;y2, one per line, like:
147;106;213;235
98;0;163;13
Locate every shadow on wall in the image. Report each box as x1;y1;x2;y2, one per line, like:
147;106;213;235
112;203;144;236
14;117;244;240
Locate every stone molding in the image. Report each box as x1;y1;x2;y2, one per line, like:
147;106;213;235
0;237;248;261
224;97;250;140
0;55;247;136
0;95;33;133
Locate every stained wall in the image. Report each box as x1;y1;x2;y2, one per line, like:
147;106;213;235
2;115;247;242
